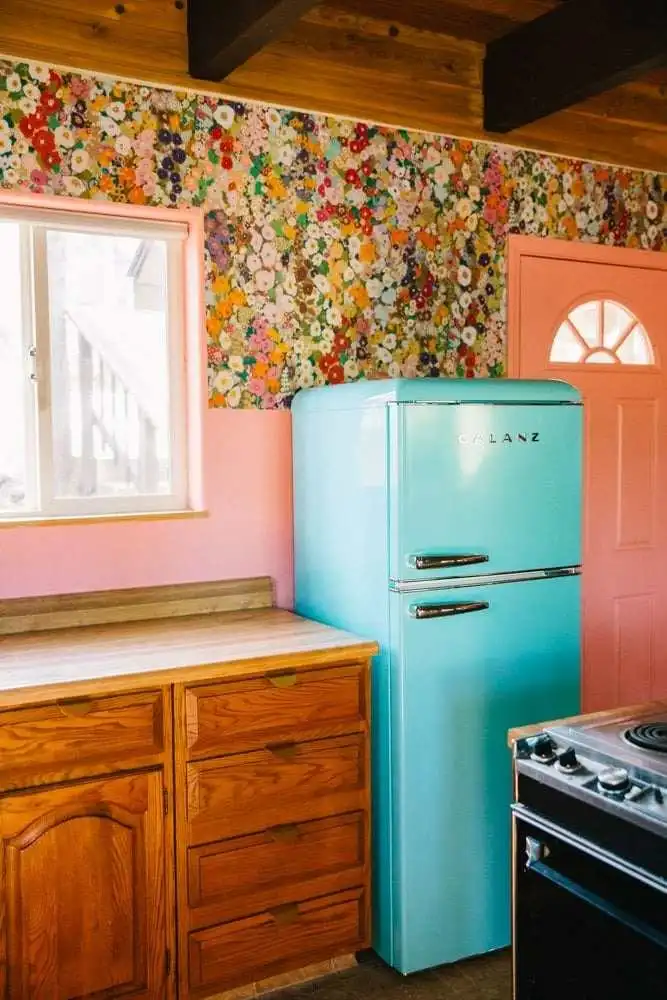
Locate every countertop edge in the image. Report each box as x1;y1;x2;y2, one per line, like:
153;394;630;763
507;700;662;748
0;605;379;709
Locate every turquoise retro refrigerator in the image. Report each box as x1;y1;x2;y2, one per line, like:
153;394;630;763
292;378;582;974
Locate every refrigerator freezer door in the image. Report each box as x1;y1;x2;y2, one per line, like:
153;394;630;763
389;402;581;582
382;575;580;973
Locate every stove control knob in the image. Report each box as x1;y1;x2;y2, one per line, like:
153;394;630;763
598;767;631;793
557;747;580;773
532;735;556;763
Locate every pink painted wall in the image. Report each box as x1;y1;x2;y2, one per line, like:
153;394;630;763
0;410;294;608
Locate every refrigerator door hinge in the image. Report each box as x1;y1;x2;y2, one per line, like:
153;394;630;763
165;948;172;978
163;788;169;816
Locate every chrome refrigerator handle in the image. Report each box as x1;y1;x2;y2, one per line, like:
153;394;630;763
409;601;489;620
411;554;489;570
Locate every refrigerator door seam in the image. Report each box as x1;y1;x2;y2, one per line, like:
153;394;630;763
389;567;581;592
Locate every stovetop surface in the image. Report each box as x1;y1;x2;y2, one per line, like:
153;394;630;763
548;701;667;780
515;702;667;835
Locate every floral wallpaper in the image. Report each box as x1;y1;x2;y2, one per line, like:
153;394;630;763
0;58;665;408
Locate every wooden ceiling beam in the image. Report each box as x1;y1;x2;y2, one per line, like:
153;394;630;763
187;0;322;81
483;0;667;132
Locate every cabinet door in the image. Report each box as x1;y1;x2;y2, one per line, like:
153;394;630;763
0;770;167;1000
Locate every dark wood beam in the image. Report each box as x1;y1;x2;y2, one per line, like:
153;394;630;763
188;0;322;81
483;0;667;133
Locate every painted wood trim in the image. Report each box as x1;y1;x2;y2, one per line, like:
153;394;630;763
506;235;667;378
0;577;275;635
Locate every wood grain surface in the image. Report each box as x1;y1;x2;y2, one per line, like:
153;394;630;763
186;812;366;927
0;607;377;707
0;769;167;999
0;580;374;1000
0;578;274;636
0;0;664;168
0;689;165;789
185;733;367;845
183;664;367;758
187;887;366;995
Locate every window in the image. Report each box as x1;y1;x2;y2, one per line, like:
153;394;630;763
0;205;191;520
550;299;653;366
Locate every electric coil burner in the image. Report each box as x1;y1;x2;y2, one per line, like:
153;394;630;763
512;701;667;1000
624;721;667;753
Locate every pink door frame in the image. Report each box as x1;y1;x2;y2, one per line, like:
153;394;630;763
507;234;667;710
507;235;667;377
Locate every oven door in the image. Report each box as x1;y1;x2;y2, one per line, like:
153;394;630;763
513;804;667;1000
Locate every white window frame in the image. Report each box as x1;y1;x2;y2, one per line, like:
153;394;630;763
0;204;191;521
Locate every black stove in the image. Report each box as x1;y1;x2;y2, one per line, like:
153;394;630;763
515;702;667;836
512;702;667;1000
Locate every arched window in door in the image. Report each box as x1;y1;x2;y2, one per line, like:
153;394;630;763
550;299;654;365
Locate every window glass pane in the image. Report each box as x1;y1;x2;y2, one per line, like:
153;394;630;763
569;301;600;346
46;229;173;500
586;350;615;364
603;300;634;349
616;325;653;365
550;322;585;363
0;222;35;513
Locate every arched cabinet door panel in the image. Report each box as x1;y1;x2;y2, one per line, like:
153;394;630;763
0;770;166;1000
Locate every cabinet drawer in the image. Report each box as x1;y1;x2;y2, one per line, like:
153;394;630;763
0;690;165;788
186;735;367;845
182;664;367;758
187;813;366;926
188;887;366;994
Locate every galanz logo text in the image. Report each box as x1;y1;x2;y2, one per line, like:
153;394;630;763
457;432;541;445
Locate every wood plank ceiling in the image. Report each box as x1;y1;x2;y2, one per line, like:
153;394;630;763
0;0;665;170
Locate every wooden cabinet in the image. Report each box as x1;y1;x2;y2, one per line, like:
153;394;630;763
174;660;372;999
0;690;165;790
183;664;367;756
186;813;367;925
0;592;376;1000
185;734;367;843
0;770;168;1000
188;888;367;994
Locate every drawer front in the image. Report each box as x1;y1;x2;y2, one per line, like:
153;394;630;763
183;664;367;758
188;888;366;994
186;735;367;844
187;813;366;926
0;690;165;788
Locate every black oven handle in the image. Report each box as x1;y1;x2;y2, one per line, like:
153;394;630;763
527;857;667;951
512;803;667;897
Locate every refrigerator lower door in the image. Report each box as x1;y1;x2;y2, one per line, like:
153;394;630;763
380;574;580;974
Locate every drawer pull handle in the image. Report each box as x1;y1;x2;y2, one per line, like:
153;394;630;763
269;903;300;926
56;699;93;718
269;823;300;844
267;671;298;689
266;741;298;760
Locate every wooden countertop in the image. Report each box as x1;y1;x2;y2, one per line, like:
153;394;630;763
0;581;377;708
507;700;664;746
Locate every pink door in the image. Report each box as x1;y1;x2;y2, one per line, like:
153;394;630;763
509;236;667;712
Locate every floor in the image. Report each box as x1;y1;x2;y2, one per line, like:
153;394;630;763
271;951;511;1000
